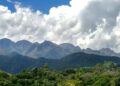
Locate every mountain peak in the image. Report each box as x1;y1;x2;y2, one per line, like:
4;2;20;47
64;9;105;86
100;48;113;52
99;48;117;56
16;40;32;45
41;40;57;46
60;43;75;47
43;40;53;44
0;38;13;43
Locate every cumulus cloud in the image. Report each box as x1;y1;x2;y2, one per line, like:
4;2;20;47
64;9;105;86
0;0;120;52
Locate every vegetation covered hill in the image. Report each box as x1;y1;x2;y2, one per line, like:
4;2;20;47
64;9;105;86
0;62;120;86
1;52;120;73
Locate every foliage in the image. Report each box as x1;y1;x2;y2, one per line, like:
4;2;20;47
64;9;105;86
0;62;120;86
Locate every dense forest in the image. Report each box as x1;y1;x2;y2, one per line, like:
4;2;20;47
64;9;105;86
0;62;120;86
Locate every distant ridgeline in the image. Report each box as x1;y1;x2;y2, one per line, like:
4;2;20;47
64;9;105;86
0;38;120;73
0;62;120;86
0;52;120;73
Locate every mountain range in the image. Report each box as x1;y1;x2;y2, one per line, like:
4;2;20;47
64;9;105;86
0;38;80;59
0;38;120;73
0;38;120;59
0;52;120;73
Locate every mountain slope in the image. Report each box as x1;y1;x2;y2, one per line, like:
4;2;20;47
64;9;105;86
0;52;120;73
60;52;120;69
0;53;36;73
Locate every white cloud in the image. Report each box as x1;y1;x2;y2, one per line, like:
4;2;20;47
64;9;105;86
0;0;120;52
6;0;12;3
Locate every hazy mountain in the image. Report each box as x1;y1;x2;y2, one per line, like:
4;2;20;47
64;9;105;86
22;40;81;59
0;38;14;48
60;43;81;54
0;38;15;55
0;38;120;60
15;40;32;55
99;48;120;57
0;38;81;59
83;48;120;57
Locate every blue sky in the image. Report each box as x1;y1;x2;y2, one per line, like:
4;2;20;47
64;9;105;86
0;0;15;11
0;0;70;13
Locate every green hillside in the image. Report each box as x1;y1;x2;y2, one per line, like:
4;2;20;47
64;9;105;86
1;52;120;73
0;62;120;86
